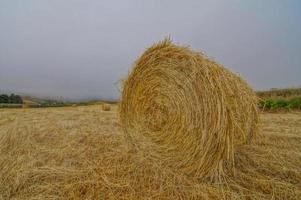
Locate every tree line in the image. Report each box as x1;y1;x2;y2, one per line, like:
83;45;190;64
0;94;23;104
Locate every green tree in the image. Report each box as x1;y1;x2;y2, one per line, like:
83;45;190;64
15;95;23;104
0;94;9;103
9;93;16;103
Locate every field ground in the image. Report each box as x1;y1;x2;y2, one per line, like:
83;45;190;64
0;105;300;199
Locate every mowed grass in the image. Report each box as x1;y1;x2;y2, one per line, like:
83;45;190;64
0;105;300;199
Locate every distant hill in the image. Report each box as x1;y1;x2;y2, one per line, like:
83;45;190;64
257;88;301;98
22;96;61;105
20;95;118;108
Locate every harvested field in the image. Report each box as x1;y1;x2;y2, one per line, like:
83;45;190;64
0;106;300;200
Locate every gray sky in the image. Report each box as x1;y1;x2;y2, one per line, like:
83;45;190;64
0;0;300;100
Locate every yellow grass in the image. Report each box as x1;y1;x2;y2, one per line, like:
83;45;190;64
0;106;300;199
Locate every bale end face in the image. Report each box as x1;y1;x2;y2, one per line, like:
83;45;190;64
120;39;259;178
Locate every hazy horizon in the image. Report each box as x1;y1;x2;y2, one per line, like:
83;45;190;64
1;0;300;100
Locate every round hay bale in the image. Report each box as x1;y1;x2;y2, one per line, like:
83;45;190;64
102;104;111;111
120;39;259;178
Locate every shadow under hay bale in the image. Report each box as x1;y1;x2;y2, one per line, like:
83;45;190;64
120;39;259;179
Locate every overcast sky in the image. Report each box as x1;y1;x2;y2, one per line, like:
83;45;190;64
0;0;300;100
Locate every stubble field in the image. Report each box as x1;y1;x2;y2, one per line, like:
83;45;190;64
0;105;300;199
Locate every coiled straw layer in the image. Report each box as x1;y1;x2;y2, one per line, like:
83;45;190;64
120;39;259;178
